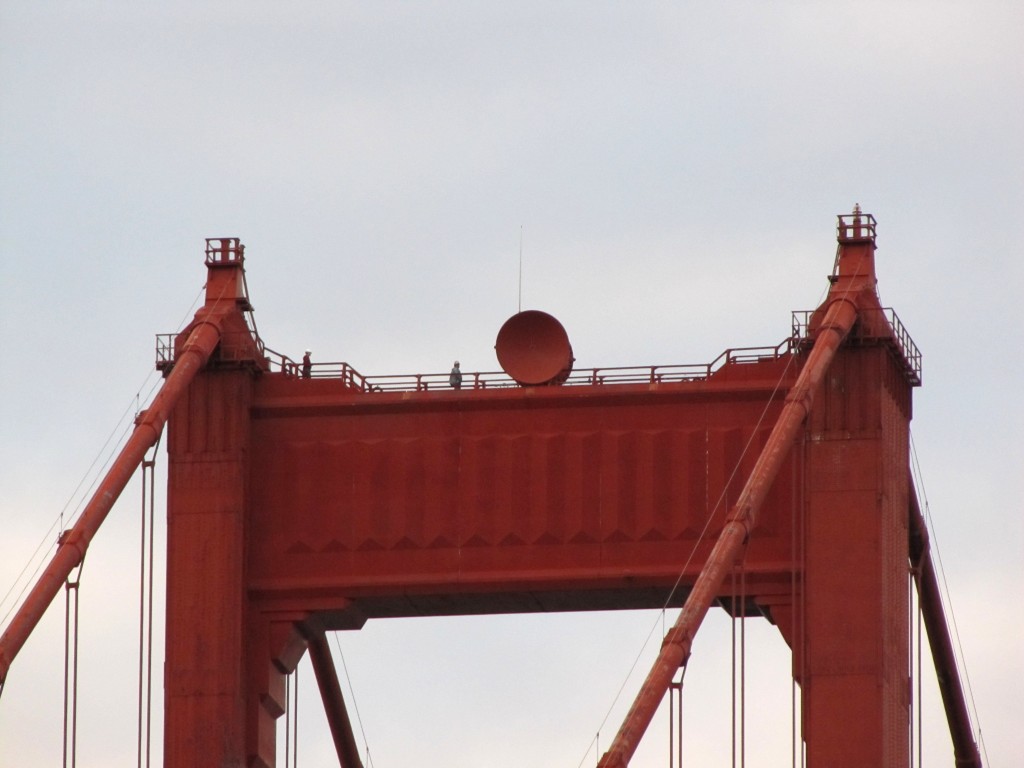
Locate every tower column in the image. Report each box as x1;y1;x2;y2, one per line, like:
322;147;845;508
800;208;913;766
163;239;274;768
163;367;255;768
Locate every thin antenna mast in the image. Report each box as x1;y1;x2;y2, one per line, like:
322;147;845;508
518;225;523;313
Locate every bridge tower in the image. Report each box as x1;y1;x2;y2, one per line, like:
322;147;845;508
157;211;921;768
0;212;981;766
159;211;924;767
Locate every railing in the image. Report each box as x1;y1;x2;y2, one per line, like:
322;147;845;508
155;334;175;371
205;237;244;265
159;311;922;393
156;331;268;372
158;243;263;372
792;307;922;386
837;211;877;243
889;310;922;385
159;334;797;391
251;340;797;393
265;350;371;391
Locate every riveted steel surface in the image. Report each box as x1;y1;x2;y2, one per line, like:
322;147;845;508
246;360;801;620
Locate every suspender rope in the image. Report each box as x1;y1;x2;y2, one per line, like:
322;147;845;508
284;663;299;765
742;567;747;767
668;667;685;768
284;674;291;767
790;454;803;768
137;452;157;768
145;457;156;768
733;569;741;768
284;666;300;768
284;664;300;768
62;553;84;768
916;588;923;768
293;663;300;767
730;565;747;768
908;562;915;768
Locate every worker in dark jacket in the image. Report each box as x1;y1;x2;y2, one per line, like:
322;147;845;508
449;361;462;389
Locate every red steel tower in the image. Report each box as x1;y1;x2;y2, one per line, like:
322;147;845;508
0;211;981;767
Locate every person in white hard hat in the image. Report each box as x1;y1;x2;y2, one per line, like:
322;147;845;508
302;350;312;379
449;360;462;389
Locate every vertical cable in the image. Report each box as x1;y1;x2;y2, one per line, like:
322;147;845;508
293;663;299;768
134;456;158;768
667;670;685;767
284;674;291;768
145;458;155;768
63;569;82;768
71;579;79;768
518;225;523;313
663;684;671;765
790;455;799;768
63;579;71;768
799;437;807;768
740;564;746;768
908;567;914;768
137;462;148;768
67;577;79;768
677;673;683;768
729;562;748;768
921;602;929;768
730;568;737;768
791;678;797;768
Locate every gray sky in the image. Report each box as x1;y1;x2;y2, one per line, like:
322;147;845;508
1;2;1021;766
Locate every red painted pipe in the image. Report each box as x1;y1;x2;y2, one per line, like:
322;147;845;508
0;317;224;687
597;297;858;768
908;485;983;768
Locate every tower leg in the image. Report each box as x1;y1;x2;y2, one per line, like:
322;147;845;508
802;346;910;766
164;370;256;768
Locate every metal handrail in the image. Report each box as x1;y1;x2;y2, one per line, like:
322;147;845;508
204;237;244;265
792;307;921;385
158;335;800;392
158;315;923;392
837;211;877;243
155;334;175;370
269;342;795;393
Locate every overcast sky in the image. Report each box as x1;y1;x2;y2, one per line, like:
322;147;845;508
1;3;1021;766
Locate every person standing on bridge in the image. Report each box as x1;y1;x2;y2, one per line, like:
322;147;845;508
302;350;312;379
449;360;462;389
